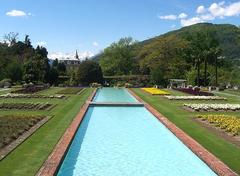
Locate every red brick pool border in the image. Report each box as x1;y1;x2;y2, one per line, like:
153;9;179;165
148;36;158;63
128;89;237;176
36;89;97;176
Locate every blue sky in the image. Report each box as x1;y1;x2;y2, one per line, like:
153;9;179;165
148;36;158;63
0;0;240;59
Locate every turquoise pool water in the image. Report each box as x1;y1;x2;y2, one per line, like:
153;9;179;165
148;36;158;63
57;88;216;176
93;87;137;102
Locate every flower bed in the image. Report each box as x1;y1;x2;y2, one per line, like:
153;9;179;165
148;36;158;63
197;115;240;136
0;102;53;110
174;88;214;96
0;93;65;99
57;88;83;94
12;86;48;94
165;96;226;100
141;88;170;95
184;103;240;111
0;115;46;149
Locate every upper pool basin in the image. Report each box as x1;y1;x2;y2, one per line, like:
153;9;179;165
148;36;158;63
93;87;137;103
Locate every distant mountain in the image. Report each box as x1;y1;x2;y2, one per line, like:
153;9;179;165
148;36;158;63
140;23;240;60
92;23;240;61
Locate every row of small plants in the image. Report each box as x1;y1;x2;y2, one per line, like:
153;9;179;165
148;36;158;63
165;96;226;100
196;115;240;136
0;93;65;99
141;88;170;95
11;86;48;94
174;88;214;96
57;87;83;94
0;102;53;110
184;104;240;111
0;115;46;148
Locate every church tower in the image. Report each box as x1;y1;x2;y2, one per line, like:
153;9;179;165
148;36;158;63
75;50;79;60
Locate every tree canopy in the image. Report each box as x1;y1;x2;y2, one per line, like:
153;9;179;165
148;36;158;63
77;60;103;85
100;37;139;76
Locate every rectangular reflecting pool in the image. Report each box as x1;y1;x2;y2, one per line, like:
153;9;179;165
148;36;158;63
93;87;137;102
57;88;216;176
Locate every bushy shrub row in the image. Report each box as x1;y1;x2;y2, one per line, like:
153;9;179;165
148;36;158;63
104;75;151;87
0;102;52;110
0;115;45;148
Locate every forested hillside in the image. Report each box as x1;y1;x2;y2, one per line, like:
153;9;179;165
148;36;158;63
145;23;240;61
99;23;240;87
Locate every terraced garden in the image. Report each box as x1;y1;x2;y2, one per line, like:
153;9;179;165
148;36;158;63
0;87;93;176
132;88;240;174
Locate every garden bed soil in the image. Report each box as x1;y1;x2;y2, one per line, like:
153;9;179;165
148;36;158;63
11;86;49;94
0;103;54;111
193;118;240;147
0;116;51;160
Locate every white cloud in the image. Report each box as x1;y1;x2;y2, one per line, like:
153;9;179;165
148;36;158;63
178;13;188;19
159;15;177;20
209;3;225;17
197;5;206;14
36;41;47;47
92;41;99;47
181;17;204;26
200;14;215;21
48;51;94;60
171;24;176;29
224;1;240;16
6;10;31;17
208;1;240;18
159;1;240;27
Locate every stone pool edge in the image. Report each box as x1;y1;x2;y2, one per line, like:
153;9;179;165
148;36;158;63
36;89;97;176
128;88;237;176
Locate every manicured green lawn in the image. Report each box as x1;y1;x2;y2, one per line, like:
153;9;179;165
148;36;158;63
132;88;240;174
0;87;93;176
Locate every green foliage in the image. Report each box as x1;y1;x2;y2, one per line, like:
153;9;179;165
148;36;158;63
77;60;103;85
100;37;138;76
47;67;59;85
0;33;50;84
186;68;197;86
97;23;240;87
230;67;240;85
138;35;191;85
6;62;23;82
